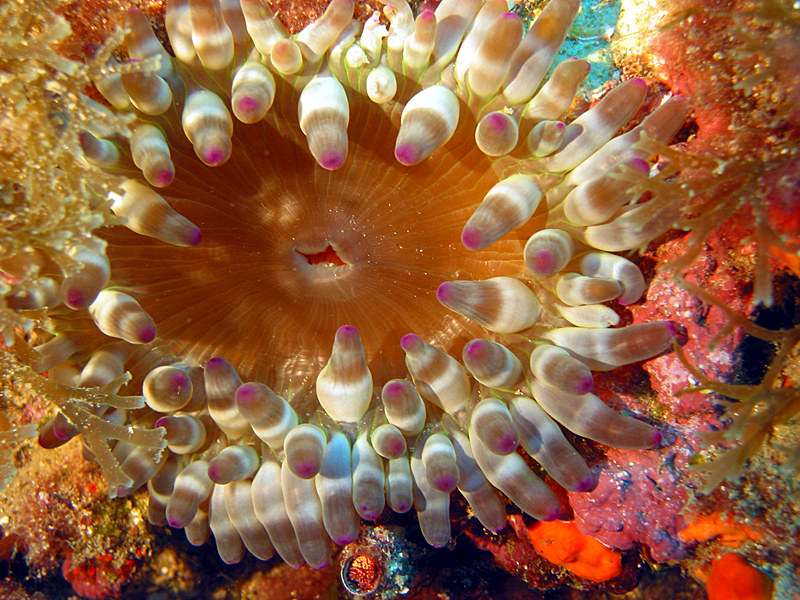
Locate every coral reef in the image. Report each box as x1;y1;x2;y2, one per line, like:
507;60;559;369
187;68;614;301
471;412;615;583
0;0;798;598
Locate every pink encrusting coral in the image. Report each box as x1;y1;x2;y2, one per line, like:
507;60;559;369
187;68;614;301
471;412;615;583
1;0;695;572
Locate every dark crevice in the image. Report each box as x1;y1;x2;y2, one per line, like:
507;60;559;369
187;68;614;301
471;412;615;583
731;270;800;387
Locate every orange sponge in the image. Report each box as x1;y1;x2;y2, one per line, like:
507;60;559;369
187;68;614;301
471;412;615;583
527;520;622;583
679;513;761;547
706;553;773;600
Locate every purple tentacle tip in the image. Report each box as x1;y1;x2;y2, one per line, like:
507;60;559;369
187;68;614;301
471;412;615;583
188;227;202;246
237;95;259;114
236;383;255;402
294;461;317;479
64;287;85;309
400;333;422;353
395;143;419;166
436;282;453;303
576;375;594;395
465;340;486;360
461;227;483;250
139;325;156;344
320;152;344;170
486;112;509;131
650;429;663;448
203;147;227;166
338;324;357;336
154;169;174;187
575;474;597;493
532;251;555;275
496;433;518;455
205;357;226;369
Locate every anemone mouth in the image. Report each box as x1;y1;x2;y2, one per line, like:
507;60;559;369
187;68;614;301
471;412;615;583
104;81;527;394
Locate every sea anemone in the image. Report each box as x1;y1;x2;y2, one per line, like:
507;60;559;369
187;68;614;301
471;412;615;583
5;0;691;568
